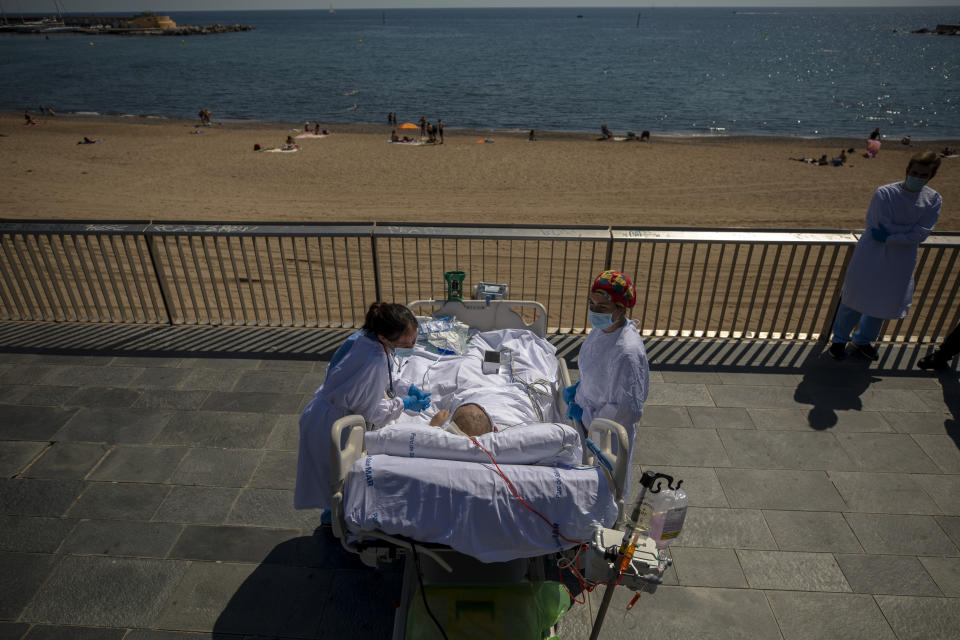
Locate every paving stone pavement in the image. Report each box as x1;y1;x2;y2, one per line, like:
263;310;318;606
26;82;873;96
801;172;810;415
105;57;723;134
1;325;958;639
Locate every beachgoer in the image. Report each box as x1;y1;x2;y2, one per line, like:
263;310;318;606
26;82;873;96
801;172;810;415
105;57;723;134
869;127;880;140
438;119;444;144
282;135;299;151
426;122;436;143
528;129;536;141
817;154;829;166
419;115;426;137
829;151;943;361
901;136;912;146
832;150;847;166
600;123;612;139
390;129;399;142
640;130;650;142
24;110;37;126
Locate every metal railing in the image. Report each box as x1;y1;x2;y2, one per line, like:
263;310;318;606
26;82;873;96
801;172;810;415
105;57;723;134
2;220;959;344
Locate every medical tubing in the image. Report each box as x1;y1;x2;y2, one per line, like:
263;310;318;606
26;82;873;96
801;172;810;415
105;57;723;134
467;435;585;546
555;542;624;604
411;543;449;640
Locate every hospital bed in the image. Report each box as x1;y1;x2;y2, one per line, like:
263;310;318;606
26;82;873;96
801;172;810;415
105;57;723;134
326;300;672;639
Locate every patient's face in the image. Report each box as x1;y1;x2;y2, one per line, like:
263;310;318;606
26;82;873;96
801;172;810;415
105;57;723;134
452;404;493;436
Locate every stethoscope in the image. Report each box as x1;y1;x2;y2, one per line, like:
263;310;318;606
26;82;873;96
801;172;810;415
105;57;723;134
382;343;403;398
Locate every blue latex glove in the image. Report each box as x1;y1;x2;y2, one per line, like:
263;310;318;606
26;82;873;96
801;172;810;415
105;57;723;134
403;393;430;412
562;382;579;403
407;384;430;401
566;402;583;422
871;224;889;243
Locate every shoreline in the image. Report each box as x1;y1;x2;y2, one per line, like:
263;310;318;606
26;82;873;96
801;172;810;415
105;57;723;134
2;112;956;230
12;112;960;145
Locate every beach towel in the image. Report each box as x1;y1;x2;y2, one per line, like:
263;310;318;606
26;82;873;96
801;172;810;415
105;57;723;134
295;133;329;139
264;148;299;153
388;140;424;145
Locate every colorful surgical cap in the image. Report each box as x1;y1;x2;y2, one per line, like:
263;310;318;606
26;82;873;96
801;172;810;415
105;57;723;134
592;270;636;308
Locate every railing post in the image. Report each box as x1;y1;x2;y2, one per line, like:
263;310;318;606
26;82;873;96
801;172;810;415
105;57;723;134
143;228;175;326
370;222;383;302
817;243;855;344
603;226;614;270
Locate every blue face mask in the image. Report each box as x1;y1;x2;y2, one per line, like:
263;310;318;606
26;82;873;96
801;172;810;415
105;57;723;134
393;347;414;359
588;310;615;330
904;175;928;192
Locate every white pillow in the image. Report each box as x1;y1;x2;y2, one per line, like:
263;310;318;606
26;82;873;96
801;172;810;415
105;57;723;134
365;420;582;466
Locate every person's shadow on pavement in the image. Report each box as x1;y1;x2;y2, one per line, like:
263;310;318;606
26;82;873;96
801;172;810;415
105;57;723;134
794;347;878;430
936;368;960;450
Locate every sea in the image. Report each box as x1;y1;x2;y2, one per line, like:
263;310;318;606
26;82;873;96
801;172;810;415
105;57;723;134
1;6;958;139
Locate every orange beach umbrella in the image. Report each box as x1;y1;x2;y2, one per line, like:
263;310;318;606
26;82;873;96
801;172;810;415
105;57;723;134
397;122;419;130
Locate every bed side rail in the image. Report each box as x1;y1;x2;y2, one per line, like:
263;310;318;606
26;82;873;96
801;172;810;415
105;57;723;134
584;418;630;523
556;357;575;429
330;414;367;554
408;299;548;338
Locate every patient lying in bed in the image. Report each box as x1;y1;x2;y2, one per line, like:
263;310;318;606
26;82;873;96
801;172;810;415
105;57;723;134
429;403;494;436
396;327;562;428
338;328;619;561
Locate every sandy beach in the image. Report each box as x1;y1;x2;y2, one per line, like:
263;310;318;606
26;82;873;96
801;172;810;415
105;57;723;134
1;112;956;230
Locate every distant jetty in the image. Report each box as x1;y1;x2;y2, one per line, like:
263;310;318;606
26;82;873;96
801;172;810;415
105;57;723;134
910;24;960;36
0;12;253;36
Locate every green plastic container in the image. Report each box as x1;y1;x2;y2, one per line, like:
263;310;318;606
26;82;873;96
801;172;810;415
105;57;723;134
406;581;570;640
444;270;466;301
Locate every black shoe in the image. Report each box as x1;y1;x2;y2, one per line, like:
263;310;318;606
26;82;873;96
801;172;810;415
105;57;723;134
829;342;847;360
917;353;947;370
853;342;880;361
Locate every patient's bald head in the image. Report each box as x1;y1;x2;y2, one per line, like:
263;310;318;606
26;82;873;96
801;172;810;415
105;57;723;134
452;403;493;436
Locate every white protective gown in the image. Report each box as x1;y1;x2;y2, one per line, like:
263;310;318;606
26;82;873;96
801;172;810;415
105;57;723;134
295;330;407;510
841;181;941;319
575;319;650;485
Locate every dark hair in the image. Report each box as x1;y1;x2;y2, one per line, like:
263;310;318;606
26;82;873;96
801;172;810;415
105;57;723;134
362;302;416;341
908;150;941;178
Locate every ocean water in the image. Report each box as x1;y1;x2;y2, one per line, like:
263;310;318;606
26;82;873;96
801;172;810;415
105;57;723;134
1;7;957;138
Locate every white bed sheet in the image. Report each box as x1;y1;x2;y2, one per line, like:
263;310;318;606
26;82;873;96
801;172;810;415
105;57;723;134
344;455;617;562
364;420;583;466
397;328;561;425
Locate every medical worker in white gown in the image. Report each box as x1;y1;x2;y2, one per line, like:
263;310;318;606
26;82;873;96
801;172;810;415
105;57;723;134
565;270;649;492
295;302;431;510
829;151;942;361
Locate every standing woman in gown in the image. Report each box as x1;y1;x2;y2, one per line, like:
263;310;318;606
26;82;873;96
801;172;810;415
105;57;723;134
829;151;942;361
295;302;430;511
564;270;650;492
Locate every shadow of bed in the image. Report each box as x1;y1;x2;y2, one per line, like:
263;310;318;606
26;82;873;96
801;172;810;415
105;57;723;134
212;530;402;639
